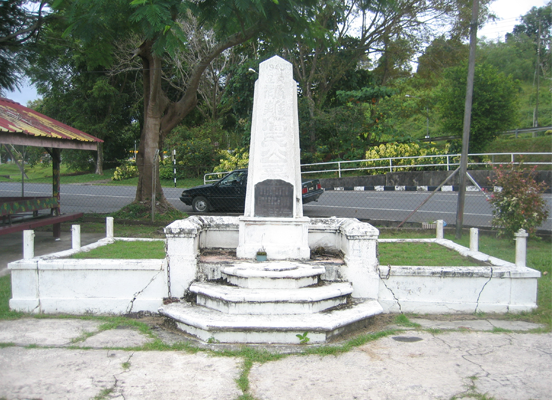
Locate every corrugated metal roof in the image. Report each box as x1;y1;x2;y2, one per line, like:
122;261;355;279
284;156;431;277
0;97;103;143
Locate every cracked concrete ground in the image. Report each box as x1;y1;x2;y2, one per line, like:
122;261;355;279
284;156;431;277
0;318;550;400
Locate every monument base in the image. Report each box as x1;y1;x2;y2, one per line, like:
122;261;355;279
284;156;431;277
236;217;310;260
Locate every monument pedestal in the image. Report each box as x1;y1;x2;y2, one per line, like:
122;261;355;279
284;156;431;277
236;217;310;260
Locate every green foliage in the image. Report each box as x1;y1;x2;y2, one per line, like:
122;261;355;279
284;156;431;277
437;63;519;153
112;161;138;181
162;138;219;179
296;331;310;344
477;36;535;82
486;163;549;237
213;148;250;174
0;275;24;320
416;35;468;85
362;142;450;174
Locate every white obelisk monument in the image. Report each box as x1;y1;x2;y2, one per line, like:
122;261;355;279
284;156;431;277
236;55;310;260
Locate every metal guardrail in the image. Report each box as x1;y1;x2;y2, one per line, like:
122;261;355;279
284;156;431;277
204;152;552;183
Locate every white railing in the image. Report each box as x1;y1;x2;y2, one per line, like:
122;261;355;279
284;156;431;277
204;152;552;184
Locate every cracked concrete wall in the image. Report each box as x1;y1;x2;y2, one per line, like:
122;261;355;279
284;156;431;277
9;259;167;314
377;265;539;313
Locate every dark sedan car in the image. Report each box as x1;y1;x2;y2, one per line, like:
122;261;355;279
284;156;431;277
180;169;324;212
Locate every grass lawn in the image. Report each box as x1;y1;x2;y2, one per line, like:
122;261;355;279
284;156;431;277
0;163;205;188
71;240;165;259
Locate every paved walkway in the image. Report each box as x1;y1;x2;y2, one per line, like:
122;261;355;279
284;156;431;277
0;317;549;399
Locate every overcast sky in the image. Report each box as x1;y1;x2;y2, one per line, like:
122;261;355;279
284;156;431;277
4;0;549;106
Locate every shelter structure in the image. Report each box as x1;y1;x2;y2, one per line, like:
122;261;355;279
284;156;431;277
0;98;102;238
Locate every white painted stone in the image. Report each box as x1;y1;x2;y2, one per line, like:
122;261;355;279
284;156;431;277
470;227;479;252
160;299;383;344
237;217;310;260
23;230;34;259
71;225;81;250
436;220;444;239
222;262;325;289
9;257;167;314
243;56;302;218
190;281;352;315
106;216;114;238
515;229;528;268
238;55;309;260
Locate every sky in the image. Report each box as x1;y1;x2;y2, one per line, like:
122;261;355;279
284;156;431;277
3;0;549;107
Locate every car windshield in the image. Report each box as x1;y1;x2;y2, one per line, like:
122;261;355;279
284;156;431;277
218;170;247;187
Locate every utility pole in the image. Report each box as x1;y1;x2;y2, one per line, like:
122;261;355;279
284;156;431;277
455;0;479;239
534;21;541;128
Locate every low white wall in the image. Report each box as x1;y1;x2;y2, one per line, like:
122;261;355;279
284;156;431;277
377;239;541;313
9;238;167;315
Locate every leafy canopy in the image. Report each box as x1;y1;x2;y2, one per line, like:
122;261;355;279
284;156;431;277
437;63;519;153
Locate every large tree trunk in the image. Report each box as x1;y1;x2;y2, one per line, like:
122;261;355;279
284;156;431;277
95;142;103;175
134;41;171;210
133;27;260;212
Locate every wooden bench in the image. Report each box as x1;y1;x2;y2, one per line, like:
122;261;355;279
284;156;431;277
0;197;83;238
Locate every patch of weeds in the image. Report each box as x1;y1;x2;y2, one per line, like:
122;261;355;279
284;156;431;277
24;343;39;349
97;317;154;338
207;336;220;344
0;342;16;348
425;328;443;335
303;329;397;357
121;361;131;370
212;347;286;399
70;330;97;344
91;387;115;400
0;275;24;321
394;314;422;328
491;327;512;334
450;376;496;400
296;331;310;344
474;311;487;318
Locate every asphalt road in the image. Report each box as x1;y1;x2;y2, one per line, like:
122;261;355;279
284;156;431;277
2;182;551;230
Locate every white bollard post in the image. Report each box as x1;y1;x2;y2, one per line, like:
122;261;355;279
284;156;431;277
514;229;528;268
23;230;35;259
470;228;479;252
436;220;444;240
106;217;114;239
72;225;81;250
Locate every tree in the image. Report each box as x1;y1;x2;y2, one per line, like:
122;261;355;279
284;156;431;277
437;63;519;153
57;0;317;211
280;0;495;152
25;24;140;175
0;0;49;91
416;35;469;85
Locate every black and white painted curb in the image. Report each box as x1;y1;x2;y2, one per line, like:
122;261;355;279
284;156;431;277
326;185;497;192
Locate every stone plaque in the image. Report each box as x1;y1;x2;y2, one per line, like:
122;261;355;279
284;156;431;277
254;179;293;218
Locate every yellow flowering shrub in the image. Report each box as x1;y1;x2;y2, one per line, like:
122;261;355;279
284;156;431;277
362;142;450;174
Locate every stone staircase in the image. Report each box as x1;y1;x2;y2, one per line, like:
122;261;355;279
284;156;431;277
160;259;383;344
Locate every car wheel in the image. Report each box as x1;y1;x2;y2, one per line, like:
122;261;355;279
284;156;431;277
192;196;210;212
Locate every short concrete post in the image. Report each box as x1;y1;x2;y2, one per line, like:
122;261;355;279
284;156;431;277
470;228;479;252
436;220;444;239
23;230;35;259
514;229;528;268
106;217;114;239
71;225;81;250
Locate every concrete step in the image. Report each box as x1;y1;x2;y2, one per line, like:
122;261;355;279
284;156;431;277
189;282;353;315
159;299;384;344
222;262;326;289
